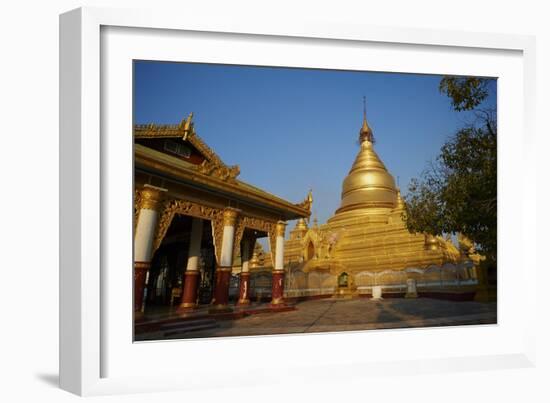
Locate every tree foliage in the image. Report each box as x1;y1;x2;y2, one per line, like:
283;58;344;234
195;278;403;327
404;77;497;261
439;76;489;112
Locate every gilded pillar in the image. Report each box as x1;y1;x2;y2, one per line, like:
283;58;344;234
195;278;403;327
211;208;240;311
178;217;203;312
236;237;253;306
134;185;166;312
271;221;287;306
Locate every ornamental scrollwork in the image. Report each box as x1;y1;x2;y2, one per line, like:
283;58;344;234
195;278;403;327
152;200;281;267
210;214;225;265
232;218;246;260
240;216;277;265
197;160;240;182
152;199;224;261
268;226;278;268
134;189;142;236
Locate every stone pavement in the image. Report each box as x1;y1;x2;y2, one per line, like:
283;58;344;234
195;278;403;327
136;297;496;341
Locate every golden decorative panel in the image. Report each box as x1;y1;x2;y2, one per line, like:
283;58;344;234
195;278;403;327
152;198;284;267
134;189;141;236
152;199;224;262
232;217;246;260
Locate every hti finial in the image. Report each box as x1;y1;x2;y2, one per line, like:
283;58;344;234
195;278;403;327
359;96;373;143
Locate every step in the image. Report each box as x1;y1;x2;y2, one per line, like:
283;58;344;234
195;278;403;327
163;322;220;337
160;318;217;330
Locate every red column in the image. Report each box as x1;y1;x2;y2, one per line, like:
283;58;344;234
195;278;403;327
178;271;201;312
210;267;232;311
270;270;285;307
134;262;150;312
236;272;251;306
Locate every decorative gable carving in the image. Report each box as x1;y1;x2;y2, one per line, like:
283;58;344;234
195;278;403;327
134;113;240;182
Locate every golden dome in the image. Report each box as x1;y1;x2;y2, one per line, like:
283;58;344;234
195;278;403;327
335;114;397;214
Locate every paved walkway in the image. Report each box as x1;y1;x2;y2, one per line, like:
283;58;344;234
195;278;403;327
136;297;496;341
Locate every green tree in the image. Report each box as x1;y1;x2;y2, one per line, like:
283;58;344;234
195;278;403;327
439;76;490;112
404;77;497;262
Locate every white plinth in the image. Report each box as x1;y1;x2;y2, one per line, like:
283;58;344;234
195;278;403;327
371;286;383;300
405;278;418;298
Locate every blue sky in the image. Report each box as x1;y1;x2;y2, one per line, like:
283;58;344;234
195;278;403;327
134;61;496;226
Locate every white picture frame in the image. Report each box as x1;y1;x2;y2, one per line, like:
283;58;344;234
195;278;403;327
60;6;537;396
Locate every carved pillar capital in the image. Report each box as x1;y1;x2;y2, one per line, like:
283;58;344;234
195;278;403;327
139;184;167;211
223;207;240;226
276;220;287;237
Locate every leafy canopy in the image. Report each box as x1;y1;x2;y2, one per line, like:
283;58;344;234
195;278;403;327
404;77;497;261
439;76;490;112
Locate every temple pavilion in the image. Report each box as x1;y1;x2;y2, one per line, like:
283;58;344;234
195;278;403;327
133;113;311;315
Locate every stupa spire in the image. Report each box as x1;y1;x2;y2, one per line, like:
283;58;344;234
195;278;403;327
359;96;373;143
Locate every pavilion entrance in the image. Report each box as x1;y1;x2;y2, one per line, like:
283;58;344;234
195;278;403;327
146;214;215;310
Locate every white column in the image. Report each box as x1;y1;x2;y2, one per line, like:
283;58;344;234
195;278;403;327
211;208;239;309
220;208;239;267
274;221;286;271
186;218;204;272
135;209;159;262
241;237;251;273
270;221;287;306
220;225;235;267
134;184;166;261
133;184;166;312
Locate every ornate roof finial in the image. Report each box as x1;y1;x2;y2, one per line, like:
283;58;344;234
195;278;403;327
183;112;193;132
359;97;373;143
297;188;314;212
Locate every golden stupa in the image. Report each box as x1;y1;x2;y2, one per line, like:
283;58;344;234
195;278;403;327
283;106;479;298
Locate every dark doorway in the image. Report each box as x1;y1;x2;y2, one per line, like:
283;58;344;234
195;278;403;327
146;215;215;310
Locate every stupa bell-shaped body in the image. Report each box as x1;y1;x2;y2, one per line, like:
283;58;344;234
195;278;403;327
335;115;397;216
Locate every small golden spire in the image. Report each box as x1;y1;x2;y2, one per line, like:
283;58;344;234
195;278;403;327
395;190;405;210
295;218;308;231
